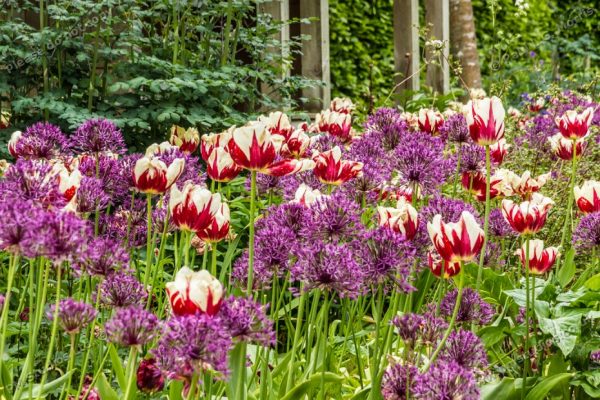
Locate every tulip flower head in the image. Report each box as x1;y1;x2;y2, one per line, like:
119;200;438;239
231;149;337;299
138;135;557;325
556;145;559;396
312;146;363;185
315;110;353;142
133;156;185;194
198;203;230;243
169;125;200;154
503;170;551;199
7;130;21;158
201;128;234;162
169;183;222;233
501;193;554;235
465;96;505;146
515;239;558;275
0;110;10;129
548;133;586;160
293;184;325;207
56;166;83;201
428;251;462;279
278;128;312;159
489;138;510;164
330;97;355;114
205;147;242;182
166;267;224;316
461;170;510;202
555;107;594;140
427;211;484;264
418;108;444;135
574;180;600;214
377;197;419;240
259;111;294;138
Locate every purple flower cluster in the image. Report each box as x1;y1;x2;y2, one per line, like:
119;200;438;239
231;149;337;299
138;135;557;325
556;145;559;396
412;360;480;400
105;306;159;347
218;296;275;346
572;212;600;252
381;363;418;400
440;288;495;326
47;298;97;334
99;273;147;308
440;114;470;145
11;122;68;160
78;236;130;276
70;118;126;155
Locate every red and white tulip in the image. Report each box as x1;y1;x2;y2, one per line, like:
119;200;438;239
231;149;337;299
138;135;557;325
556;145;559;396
548;133;586;161
528;98;545;113
315;110;352;142
293;184;325;207
461;169;510;201
133;156;185;194
227;122;281;171
504;170;551;199
428;251;462;279
501;193;554;235
465;96;505;146
201;128;234;162
205;147;242;182
169;125;200;154
427;211;484;264
165;267;224;316
169;182;222;233
312;146;363;185
8;130;21;158
418;108;444;135
490;138;510;164
574;180;600;214
377;198;419;240
330;97;354;114
515;240;558;275
555;107;594;140
56;167;83;201
259;111;294;138
198;203;230;243
278;128;312;159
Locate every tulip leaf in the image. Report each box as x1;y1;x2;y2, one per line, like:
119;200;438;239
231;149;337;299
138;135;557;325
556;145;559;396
280;372;344;400
16;371;73;399
557;249;576;287
481;377;517;400
538;315;581;356
108;344;126;391
525;373;574;400
95;373;119;400
584;273;600;291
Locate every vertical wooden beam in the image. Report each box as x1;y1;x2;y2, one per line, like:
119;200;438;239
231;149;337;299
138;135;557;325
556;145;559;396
393;0;420;98
258;0;290;107
299;0;330;112
425;0;450;94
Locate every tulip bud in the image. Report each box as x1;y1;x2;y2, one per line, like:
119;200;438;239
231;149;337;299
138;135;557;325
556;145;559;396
574;180;600;214
166;267;224;316
206;147;242;182
548;133;586;161
136;357;165;394
555;107;594;140
227;122;279;171
377;198;419;240
417;108;444;135
465;96;505;146
501;193;554;235
330;97;354;114
170;125;200;154
315;110;352;142
427;211;484;264
169;183;222;232
515;240;558;275
133;156;185;194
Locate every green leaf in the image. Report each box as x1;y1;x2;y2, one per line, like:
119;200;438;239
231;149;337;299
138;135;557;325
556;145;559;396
538;315;581;356
108;345;126;390
95;373;119;400
525;373;574;400
481;377;517;400
16;371;74;399
280;372;344;400
557;248;576;287
584;273;600;290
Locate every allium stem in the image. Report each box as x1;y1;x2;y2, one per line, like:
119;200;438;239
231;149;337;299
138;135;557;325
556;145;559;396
318;291;331;400
286;287;307;392
123;346;139;400
247;170;257;294
557;141;578;271
423;266;465;372
522;236;531;398
144;193;153;287
36;264;62;400
0;253;18;385
476;145;491;293
61;334;77;400
452;145;462;197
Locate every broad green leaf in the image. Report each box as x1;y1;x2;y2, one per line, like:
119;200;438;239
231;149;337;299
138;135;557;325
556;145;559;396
108;345;126;390
481;377;517;400
557;248;576;287
95;373;119;400
525;373;574;400
584;273;600;290
280;372;344;400
16;371;73;399
538;315;581;356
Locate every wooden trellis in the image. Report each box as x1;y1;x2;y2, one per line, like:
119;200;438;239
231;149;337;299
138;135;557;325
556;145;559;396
260;0;450;110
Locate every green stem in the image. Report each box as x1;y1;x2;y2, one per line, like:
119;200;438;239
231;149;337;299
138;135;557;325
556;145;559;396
522;237;531;398
61;334;77;400
557;141;578;270
452;146;462;197
123;346;139;400
423;266;465;371
40;0;49;120
144;193;153;287
211;246;218;277
318;292;331;400
286;287;307;392
87;20;102;112
476;145;491;292
247;171;257;294
0;254;18;384
36;265;62;400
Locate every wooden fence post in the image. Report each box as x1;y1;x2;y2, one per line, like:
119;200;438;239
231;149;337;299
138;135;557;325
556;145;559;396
393;0;420;101
425;0;450;94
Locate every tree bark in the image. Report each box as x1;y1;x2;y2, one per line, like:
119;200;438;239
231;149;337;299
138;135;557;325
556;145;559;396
449;0;482;89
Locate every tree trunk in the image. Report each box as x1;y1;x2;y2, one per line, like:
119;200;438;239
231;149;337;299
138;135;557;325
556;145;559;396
449;0;482;89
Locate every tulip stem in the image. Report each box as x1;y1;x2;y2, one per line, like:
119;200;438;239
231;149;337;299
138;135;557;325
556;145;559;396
557;140;578;272
423;266;464;372
211;246;218;276
0;253;18;388
522;236;531;398
247;170;257;294
286;287;307;392
144;193;153;286
476;145;491;292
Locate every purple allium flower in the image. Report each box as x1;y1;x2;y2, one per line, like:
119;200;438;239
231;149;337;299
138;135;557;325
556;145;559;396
219;296;275;346
70;119;126;155
0;199;43;253
420;195;480;224
392;313;425;347
312;133;346;153
46;298;97;334
394;133;454;195
440;114;470;145
12;122;68;159
105;306;159;347
348;132;394;188
291;241;365;298
420;304;448;345
265;202;312;236
381;363;419;400
364;108;409;151
136;357;165;394
78;237;130;276
1;159;65;207
516;113;556;155
412;360;479;400
458;144;485;174
75;177;110;214
591;350;600;364
489;208;515;237
100;273;147;308
301;192;362;243
440;288;495;325
153;314;231;379
440;329;488;373
356;228;416;290
77;154;130;204
152;145;204;186
100;200;147;248
572;212;600;252
279;171;326;201
22;209;91;262
248;173;282;196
